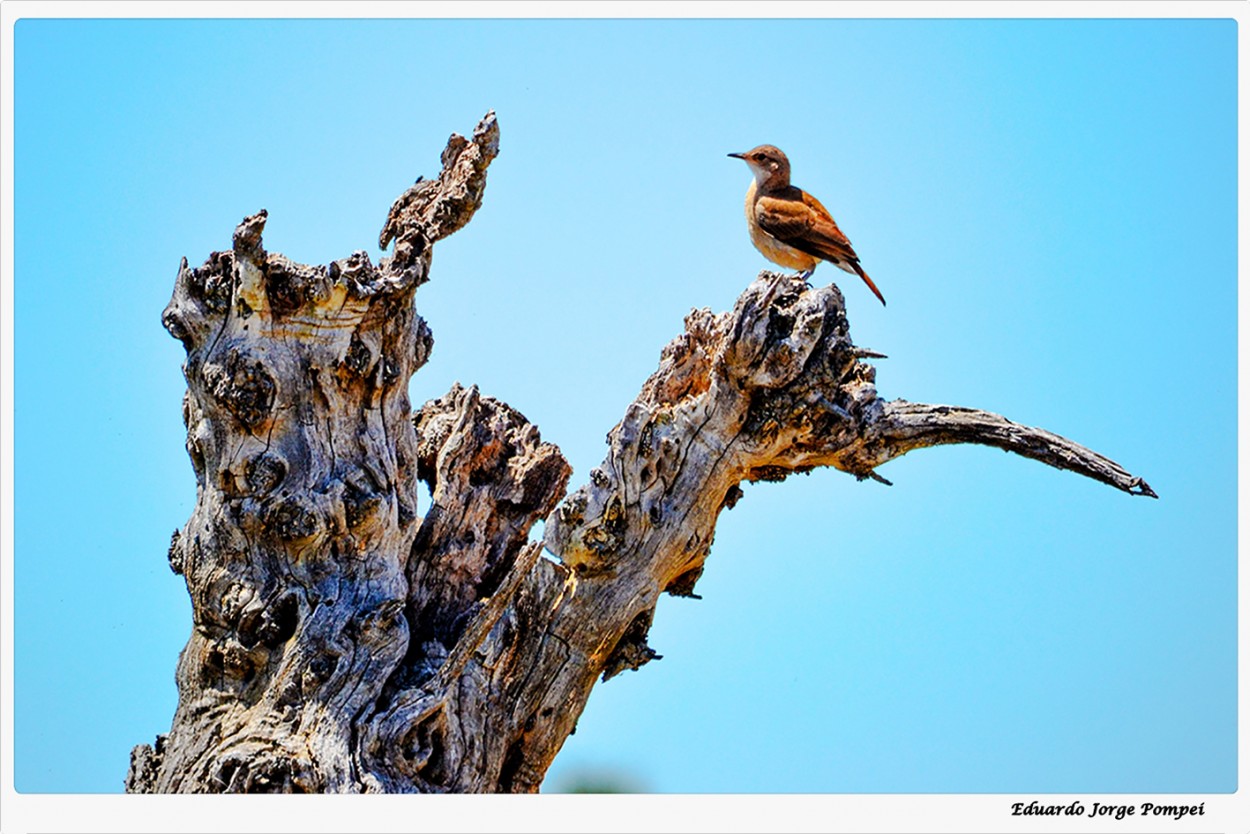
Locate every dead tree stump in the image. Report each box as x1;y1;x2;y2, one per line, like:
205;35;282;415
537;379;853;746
127;112;1153;794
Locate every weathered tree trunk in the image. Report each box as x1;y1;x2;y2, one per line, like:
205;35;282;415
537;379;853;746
127;113;1154;794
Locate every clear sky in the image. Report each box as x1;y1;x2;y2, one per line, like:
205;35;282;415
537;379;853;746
12;17;1236;794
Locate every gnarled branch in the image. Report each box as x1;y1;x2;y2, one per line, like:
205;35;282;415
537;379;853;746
857;401;1157;497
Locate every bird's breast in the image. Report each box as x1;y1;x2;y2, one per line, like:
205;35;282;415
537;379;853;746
744;181;818;271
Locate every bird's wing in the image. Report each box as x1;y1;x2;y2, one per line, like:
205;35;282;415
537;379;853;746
754;189;860;266
757;189;886;306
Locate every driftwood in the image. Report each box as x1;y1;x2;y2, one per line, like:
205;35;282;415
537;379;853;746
126;112;1153;794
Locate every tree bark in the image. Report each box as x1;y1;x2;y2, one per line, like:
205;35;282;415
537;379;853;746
127;113;1154;794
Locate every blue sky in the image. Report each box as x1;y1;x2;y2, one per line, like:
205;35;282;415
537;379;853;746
12;17;1236;794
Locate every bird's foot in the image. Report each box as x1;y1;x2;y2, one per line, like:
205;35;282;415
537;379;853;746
796;269;815;282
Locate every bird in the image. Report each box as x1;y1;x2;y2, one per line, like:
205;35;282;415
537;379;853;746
729;145;885;306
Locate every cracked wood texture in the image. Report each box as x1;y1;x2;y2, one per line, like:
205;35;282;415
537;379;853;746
128;112;1153;794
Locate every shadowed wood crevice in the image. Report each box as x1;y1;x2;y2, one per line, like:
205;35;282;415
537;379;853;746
129;112;1152;795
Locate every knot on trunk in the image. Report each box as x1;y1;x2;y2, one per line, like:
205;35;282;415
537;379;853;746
202;349;276;430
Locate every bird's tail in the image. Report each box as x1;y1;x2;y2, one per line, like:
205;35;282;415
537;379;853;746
851;262;887;306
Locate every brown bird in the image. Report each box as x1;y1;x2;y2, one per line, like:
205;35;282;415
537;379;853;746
729;144;885;306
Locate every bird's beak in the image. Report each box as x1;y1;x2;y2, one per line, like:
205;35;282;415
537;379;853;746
727;152;745;160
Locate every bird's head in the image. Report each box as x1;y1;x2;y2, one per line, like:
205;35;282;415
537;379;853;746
728;144;790;187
